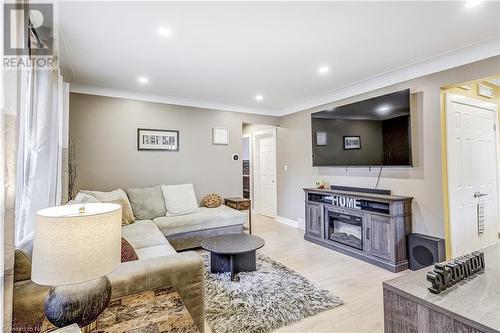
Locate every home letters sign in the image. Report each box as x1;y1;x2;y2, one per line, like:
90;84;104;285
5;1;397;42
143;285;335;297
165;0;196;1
427;251;485;294
327;195;361;209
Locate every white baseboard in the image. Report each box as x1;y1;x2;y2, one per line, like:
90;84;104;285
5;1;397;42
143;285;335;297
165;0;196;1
297;217;305;230
274;216;305;230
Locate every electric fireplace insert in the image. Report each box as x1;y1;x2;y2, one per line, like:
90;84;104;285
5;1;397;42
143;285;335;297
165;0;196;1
328;211;363;250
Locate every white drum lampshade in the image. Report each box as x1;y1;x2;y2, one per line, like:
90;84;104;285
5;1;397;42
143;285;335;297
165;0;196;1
32;203;122;286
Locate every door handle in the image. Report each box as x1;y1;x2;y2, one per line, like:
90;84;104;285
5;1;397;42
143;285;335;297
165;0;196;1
366;227;370;240
474;192;488;198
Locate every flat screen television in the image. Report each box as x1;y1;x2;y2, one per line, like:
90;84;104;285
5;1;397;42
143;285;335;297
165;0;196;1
311;89;412;167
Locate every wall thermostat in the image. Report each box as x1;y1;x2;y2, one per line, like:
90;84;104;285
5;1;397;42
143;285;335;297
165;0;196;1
231;153;239;161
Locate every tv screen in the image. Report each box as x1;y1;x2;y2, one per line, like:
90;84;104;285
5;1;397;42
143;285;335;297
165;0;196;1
311;89;412;167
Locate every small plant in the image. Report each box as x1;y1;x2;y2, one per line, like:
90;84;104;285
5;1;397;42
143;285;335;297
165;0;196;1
315;180;328;189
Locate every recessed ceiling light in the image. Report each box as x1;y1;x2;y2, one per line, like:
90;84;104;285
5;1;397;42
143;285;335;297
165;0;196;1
138;76;149;84
158;27;172;37
318;66;330;74
465;0;483;8
255;94;264;101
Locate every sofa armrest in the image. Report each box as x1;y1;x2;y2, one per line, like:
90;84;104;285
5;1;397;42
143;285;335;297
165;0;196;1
107;251;205;333
13;280;50;332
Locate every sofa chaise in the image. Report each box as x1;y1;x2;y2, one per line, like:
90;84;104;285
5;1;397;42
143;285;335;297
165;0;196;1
153;205;246;249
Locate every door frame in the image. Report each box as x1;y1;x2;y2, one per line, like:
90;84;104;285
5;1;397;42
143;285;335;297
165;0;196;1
242;133;253;209
253;127;277;217
442;92;500;258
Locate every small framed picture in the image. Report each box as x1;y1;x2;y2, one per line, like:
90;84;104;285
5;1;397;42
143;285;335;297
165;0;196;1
316;131;327;146
213;127;229;145
343;136;361;150
137;128;179;151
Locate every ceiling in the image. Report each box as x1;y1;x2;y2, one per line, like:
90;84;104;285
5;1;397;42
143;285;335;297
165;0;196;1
59;1;500;116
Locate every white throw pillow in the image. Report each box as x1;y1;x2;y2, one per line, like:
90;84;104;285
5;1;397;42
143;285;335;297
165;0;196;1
161;184;200;216
72;192;100;204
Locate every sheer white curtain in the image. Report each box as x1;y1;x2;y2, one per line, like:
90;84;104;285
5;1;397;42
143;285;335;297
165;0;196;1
14;66;66;246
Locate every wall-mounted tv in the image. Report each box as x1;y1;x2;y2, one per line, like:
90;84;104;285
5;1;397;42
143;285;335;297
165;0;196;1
311;89;412;167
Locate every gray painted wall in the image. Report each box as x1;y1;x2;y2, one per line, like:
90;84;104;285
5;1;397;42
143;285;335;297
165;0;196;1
69;93;278;200
276;56;500;238
70;56;500;239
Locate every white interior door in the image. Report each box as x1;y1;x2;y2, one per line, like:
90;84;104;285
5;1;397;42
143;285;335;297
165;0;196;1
446;93;499;257
254;128;277;217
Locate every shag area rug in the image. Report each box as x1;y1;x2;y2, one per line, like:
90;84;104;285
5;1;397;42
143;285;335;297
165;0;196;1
203;253;343;333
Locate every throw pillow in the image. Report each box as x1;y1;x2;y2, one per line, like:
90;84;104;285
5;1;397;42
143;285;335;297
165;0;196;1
161;184;200;216
111;198;135;226
121;238;138;262
126;185;166;220
72;192;100;204
202;193;223;208
81;189;135;225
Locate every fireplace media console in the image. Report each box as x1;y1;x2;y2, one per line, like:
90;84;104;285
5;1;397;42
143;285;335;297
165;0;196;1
304;187;413;272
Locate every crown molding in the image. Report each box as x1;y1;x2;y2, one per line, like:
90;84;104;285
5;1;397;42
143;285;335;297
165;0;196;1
69;83;278;116
69;36;500;117
277;36;500;116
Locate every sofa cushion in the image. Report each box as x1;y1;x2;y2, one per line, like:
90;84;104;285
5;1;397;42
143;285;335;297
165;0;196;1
126;185;166;220
122;220;170;249
153;206;246;237
121;220;176;260
161;184;200;216
81;189;135;225
135;244;177;260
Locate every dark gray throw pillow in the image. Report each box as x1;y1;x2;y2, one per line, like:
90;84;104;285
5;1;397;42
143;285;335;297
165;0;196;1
126;185;167;220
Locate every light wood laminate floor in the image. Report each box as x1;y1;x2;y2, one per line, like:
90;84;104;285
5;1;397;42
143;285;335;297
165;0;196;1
205;214;407;333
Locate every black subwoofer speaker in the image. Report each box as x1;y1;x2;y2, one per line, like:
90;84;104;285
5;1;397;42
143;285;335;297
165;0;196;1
408;233;445;271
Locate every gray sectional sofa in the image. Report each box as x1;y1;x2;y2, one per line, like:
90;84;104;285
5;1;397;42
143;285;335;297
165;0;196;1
13;185;246;333
77;185;247;250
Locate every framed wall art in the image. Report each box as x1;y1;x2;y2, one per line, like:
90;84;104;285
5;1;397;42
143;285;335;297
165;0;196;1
343;136;361;150
316;131;327;146
213;127;229;145
137;128;179;151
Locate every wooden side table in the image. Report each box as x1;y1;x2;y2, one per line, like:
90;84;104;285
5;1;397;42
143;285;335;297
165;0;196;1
225;197;252;234
41;285;199;333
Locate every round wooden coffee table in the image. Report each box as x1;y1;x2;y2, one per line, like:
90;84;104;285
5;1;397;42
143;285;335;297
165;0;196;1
201;234;265;281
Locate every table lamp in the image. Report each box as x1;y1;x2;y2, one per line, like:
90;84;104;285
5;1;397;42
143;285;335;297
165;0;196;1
31;203;122;331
